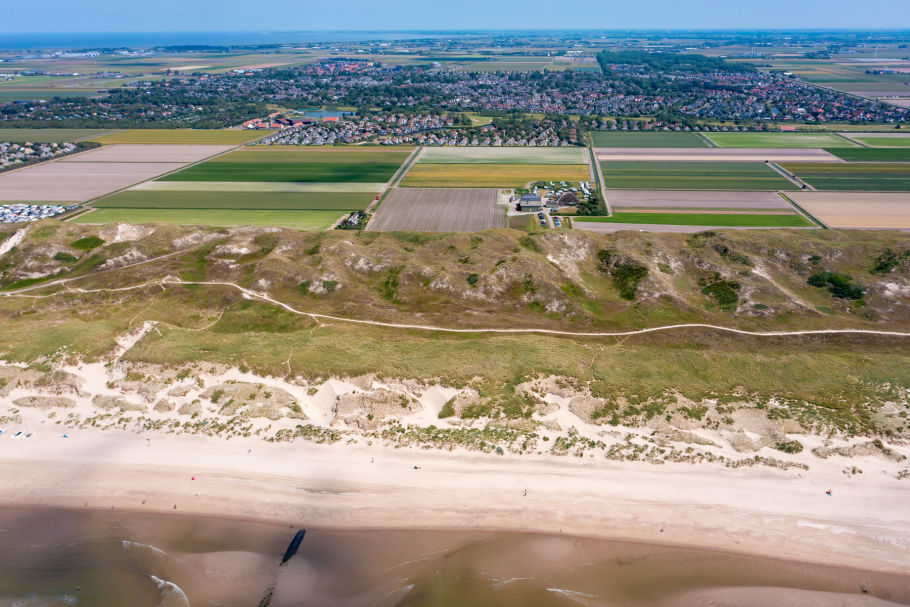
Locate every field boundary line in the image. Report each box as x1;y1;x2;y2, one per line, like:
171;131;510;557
588;147;612;216
769;163;815;191
697;133;715;147
71;130;122;143
834;132;870;148
7;277;910;340
388;146;423;189
779;192;828;229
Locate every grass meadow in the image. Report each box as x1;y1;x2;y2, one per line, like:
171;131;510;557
589;132;709;148
89;130;266;145
73;208;344;230
600;162;798;190
401;164;590;187
705;132;859;148
576;213;814;227
93;190;375;211
782;163;910;192
418;147;587;165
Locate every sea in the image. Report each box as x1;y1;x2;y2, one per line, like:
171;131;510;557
1;506;909;607
0;32;467;51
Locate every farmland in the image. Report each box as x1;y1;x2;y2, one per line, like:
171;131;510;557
589;132;709;148
418;147;587;165
853;136;910;148
781;163;910;192
600;162;798;191
72;209;343;230
89;130;266;145
594;148;839;163
705;133;859;148
94;191;374;211
368;188;503;232
59;144;234;164
0;129;115;143
787;192;910;229
575;213;814;227
606;190;794;210
401;164;590;188
823;148;910;162
130;181;385;193
0;160;186;202
163;147;412;183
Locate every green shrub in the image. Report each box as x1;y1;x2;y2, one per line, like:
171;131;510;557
699;273;740;306
466;273;479;286
439;398;456;418
870;248;910;275
518;235;540;252
775;439;804;454
70;236;104;251
297;281;311;295
808;271;865;300
53;252;78;263
322;280;339;292
612;263;648;301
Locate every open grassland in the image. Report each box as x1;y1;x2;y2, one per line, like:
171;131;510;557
368;188;503;232
419;147;587;165
0;90;98;103
824;148;910;162
218;148;414;164
576;213;813;227
161;161;404;183
854;136;910;148
589;132;709;148
787;192;910;229
705;133;859;148
0;129;115;143
89;130;266;145
72;208;342;230
600;162;798;191
0;161;186;202
402;164;590;188
93;190;374;211
782;163;910;192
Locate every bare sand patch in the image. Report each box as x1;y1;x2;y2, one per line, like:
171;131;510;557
368;188;504;232
787;192;910;229
605;190;793;209
0;161;186;202
595;148;841;162
60;145;235;163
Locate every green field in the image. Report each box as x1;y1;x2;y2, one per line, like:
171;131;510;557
823;148;910;162
0;90;99;103
93;190;374;211
220;148;414;164
89;130;266;145
73;208;343;230
589;132;709;148
0;129;116;143
853;137;910;148
575;213;814;227
705;132;859;148
418;147;587;164
782;163;910;192
600;162;798;191
162;161;403;183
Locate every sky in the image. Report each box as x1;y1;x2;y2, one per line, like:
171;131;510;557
3;0;910;34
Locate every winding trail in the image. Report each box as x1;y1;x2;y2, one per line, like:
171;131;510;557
6;276;910;340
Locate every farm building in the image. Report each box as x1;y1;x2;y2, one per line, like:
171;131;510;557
518;193;543;212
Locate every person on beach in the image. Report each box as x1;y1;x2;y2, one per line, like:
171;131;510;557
826;490;832;496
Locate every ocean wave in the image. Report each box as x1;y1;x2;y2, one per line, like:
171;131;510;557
150;576;190;607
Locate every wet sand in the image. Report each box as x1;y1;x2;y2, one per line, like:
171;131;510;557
1;506;908;607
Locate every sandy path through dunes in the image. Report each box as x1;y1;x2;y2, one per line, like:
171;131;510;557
1;433;909;574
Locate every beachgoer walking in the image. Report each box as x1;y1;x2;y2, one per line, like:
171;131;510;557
826;490;832;496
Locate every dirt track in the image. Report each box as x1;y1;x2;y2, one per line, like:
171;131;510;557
367;188;504;232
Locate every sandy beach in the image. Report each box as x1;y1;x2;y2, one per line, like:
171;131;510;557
2;387;910;576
